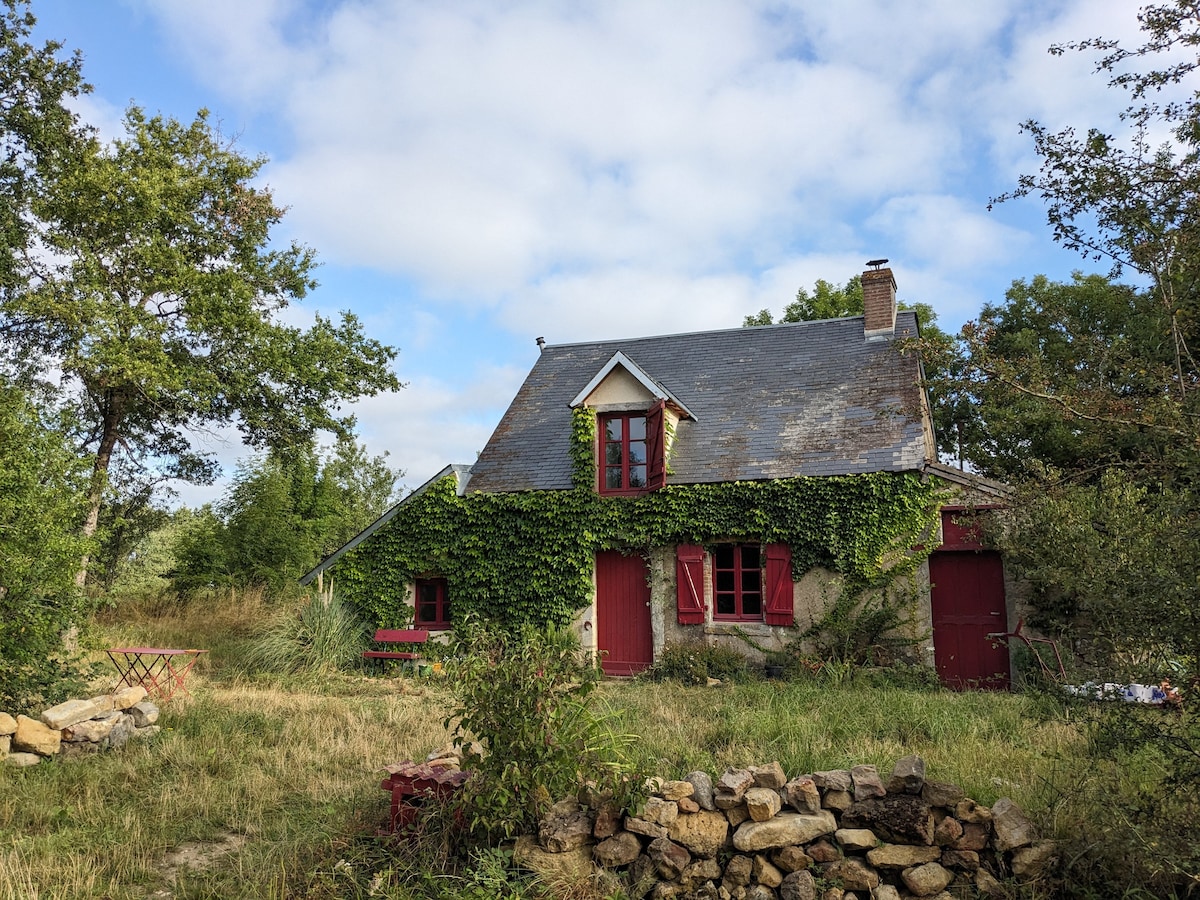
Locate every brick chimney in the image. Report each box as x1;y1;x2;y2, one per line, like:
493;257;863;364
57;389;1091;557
862;265;897;339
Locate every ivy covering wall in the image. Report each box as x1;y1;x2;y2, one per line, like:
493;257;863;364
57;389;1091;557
331;469;944;630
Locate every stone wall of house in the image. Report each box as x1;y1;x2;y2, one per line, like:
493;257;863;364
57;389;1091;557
0;685;161;766
509;754;1055;900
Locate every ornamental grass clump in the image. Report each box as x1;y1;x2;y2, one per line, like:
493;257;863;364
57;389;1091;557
243;591;370;675
443;616;644;843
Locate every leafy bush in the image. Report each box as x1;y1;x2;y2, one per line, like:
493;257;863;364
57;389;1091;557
644;641;749;685
243;592;370;675
799;579;926;667
444;617;644;842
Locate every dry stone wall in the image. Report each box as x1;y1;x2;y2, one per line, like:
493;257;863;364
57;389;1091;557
514;754;1056;900
0;686;161;766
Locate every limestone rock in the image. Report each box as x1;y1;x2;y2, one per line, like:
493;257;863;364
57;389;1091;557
40;698;104;730
750;761;787;789
872;887;902;900
1011;840;1058;880
772;845;812;873
732;811;837;852
886;754;926;795
813;769;853;792
13;715;60;756
940;849;979;871
991;798;1036;852
901;861;953;897
59;740;104;759
111;685;147;710
933;814;963;846
725;804;750;826
133;725;161;740
745;886;775;900
753;854;783;888
5;751;41;767
718;768;755;799
0;712;18;735
974;868;1004;896
647;837;691;880
835;828;878;852
841;795;935;845
822;789;853;812
127;702;160;728
921;780;964;809
0;734;8;757
686;771;716;810
678;797;700;814
850;765;886;801
88;695;116;714
625;816;668;840
668;809;729;858
954;798;992;824
661;780;695;801
823;857;879;892
539;802;594;853
783;776;822;814
951;823;989;851
513;835;596;883
594;802;621;839
866;843;941;869
744;787;781;822
806;839;839;862
780;869;817;900
680;857;722;889
62;717;117;743
723;854;753;888
641;797;679;827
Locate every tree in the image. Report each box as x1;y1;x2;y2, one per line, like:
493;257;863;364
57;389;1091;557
0;0;88;298
0;383;92;709
744;276;864;326
171;438;400;596
1;107;402;583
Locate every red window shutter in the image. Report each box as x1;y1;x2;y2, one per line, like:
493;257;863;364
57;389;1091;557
676;544;706;624
764;543;794;626
646;399;666;491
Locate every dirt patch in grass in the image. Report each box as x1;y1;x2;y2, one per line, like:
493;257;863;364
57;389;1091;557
150;831;248;897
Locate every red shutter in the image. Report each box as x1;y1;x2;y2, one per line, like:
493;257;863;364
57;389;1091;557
676;544;706;624
646;399;666;491
764;543;794;626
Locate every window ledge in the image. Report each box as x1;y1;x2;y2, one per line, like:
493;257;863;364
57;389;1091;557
704;622;773;636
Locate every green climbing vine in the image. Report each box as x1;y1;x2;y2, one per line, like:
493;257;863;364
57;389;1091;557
332;468;946;631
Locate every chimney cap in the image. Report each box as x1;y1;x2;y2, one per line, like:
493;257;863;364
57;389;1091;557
866;258;889;269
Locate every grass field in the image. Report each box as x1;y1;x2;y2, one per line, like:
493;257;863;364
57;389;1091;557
0;595;1107;899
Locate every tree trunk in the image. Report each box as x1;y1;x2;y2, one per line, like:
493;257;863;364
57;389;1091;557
75;409;121;588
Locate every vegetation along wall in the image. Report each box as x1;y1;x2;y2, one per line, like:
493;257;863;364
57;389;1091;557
330;468;944;633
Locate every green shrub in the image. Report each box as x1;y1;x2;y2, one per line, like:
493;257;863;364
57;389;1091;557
799;580;926;666
243;592;370;675
644;641;749;685
444;617;644;842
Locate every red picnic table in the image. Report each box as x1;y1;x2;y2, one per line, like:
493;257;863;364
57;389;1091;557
105;647;208;702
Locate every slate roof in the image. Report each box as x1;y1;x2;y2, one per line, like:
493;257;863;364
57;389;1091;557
468;312;932;493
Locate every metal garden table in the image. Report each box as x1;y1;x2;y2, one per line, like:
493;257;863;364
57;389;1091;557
105;647;208;702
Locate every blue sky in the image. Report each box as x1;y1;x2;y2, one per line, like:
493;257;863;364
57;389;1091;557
34;0;1141;505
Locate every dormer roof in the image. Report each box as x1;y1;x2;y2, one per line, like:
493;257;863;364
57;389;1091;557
569;351;695;418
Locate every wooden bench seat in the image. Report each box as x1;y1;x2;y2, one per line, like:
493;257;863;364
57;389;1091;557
363;629;430;671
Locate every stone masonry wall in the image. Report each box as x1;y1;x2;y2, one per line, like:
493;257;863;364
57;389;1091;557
510;754;1056;900
0;685;161;767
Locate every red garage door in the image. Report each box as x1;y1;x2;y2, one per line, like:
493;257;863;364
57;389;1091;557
930;549;1010;690
596;551;653;675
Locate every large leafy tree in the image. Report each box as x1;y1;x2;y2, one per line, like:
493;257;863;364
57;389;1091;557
2;107;401;582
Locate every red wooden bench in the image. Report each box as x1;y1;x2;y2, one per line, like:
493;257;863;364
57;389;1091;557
363;629;429;672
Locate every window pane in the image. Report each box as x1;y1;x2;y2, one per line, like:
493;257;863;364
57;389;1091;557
740;545;761;569
716;593;735;615
418;602;437;623
628;416;646;440
418;583;438;604
742;594;762;616
628;441;646;464
605;418;622;440
742;570;761;592
606;467;623;489
605;443;623;465
714;545;735;568
628;465;646;487
716;571;735;592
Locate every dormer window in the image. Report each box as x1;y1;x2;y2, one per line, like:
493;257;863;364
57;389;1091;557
601;413;648;493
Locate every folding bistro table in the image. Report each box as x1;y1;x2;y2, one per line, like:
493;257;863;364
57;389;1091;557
105;647;208;702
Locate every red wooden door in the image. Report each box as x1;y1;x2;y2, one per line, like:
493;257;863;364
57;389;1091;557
596;551;653;675
929;551;1010;690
